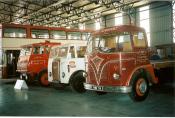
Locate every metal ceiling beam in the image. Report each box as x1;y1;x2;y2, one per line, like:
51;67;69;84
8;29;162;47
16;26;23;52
43;0;140;27
25;0;75;17
0;1;35;11
39;2;99;26
24;1;92;25
0;2;22;14
0;0;155;27
21;0;77;24
21;0;54;7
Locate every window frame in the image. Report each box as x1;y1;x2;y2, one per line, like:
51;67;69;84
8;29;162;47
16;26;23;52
3;27;27;38
50;30;66;40
95;32;133;53
132;31;147;48
31;29;49;39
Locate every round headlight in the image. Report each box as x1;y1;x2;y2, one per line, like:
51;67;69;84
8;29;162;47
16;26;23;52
113;73;120;80
83;72;88;78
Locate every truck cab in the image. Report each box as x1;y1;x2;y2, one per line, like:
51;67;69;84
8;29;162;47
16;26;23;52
17;41;60;86
48;44;87;93
84;25;158;101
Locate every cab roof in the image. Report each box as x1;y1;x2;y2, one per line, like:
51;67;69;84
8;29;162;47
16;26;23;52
21;41;61;48
93;25;145;36
51;43;86;50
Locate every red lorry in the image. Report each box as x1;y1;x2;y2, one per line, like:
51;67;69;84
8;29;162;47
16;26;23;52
17;41;60;86
84;25;160;101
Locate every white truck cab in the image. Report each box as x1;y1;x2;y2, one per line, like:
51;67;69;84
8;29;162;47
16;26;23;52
48;44;87;93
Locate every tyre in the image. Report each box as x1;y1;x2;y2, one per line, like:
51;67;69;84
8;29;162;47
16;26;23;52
21;74;34;85
53;83;66;90
25;75;34;85
70;72;86;93
39;70;49;87
96;91;107;95
129;72;149;102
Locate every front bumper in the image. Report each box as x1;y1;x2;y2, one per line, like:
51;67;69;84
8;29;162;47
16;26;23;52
84;83;131;93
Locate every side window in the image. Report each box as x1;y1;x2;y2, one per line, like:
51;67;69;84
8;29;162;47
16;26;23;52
31;29;49;39
40;46;45;54
60;47;68;57
133;32;146;47
33;46;44;54
33;47;39;54
45;46;50;54
50;30;66;39
117;34;132;52
69;46;75;58
67;32;81;40
77;46;87;58
3;28;26;38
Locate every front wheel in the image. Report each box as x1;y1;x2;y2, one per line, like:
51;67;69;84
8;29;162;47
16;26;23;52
70;72;86;93
39;70;49;87
129;72;149;102
25;75;34;85
20;74;34;85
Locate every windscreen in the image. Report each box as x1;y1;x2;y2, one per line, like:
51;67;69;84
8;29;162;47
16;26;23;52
87;32;133;53
49;46;68;58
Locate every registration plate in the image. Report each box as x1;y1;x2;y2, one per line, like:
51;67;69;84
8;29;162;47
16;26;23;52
92;86;103;91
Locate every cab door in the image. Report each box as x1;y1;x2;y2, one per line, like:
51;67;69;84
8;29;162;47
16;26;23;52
132;32;149;66
108;34;136;86
60;46;76;83
29;46;48;73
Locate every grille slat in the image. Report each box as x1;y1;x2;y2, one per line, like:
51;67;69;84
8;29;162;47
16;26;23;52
52;61;60;81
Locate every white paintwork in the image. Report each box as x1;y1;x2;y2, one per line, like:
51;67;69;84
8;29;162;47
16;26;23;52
48;44;86;84
2;38;87;50
60;58;85;83
48;58;54;82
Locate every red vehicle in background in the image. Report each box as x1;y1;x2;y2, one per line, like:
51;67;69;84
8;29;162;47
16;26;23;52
17;41;60;86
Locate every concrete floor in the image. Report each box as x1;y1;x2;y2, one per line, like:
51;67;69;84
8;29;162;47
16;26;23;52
0;79;174;116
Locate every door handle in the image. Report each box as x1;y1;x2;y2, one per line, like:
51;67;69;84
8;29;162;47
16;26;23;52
67;65;70;72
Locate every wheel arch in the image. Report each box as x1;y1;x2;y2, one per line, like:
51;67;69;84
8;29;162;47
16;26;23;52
38;68;49;86
38;68;48;79
69;70;85;84
128;65;158;86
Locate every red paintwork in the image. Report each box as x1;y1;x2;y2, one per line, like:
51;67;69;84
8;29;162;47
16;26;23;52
17;41;60;80
86;25;158;87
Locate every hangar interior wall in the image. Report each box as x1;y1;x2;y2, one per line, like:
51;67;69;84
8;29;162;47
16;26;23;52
149;2;172;47
85;1;173;47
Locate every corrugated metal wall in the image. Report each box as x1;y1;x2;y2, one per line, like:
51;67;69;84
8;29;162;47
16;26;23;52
149;2;172;47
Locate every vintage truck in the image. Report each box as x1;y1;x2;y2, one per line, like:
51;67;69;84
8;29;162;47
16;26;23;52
84;25;161;102
48;43;87;93
17;41;60;86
